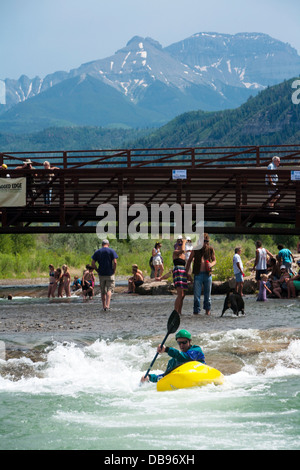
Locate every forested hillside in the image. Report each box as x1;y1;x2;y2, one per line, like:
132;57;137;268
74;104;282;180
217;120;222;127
0;78;299;153
0;126;150;152
131;78;300;148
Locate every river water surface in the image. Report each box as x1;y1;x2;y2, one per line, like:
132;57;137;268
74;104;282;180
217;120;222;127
0;287;299;450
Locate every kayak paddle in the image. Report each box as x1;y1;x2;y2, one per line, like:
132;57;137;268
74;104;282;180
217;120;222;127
143;309;180;380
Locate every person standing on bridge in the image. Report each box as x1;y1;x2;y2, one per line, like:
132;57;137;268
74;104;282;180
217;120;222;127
42;160;59;206
15;159;37;203
91;239;118;311
265;155;280;214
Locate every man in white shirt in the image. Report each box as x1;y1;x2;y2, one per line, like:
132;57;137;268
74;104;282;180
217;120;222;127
233;247;244;296
252;240;274;290
265;155;280;213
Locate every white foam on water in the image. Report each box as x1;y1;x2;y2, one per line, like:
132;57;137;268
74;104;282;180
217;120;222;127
1;333;299;450
0;339;150;395
0;333;299;395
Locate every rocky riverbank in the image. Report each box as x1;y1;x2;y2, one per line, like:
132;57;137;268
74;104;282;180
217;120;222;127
0;274;257;297
135;275;257;295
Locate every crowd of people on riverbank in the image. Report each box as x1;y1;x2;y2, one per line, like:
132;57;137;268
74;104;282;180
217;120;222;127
46;234;300;314
47;263;97;300
47;263;71;298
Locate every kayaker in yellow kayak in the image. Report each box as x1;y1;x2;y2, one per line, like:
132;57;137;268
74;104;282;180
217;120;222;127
141;329;205;383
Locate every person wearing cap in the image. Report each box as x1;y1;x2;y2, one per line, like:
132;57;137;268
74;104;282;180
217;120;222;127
141;329;205;383
185;233;216;316
185;236;194;274
173;235;183;250
91;239;118;310
272;265;291;299
15;159;35;170
15;159;37;202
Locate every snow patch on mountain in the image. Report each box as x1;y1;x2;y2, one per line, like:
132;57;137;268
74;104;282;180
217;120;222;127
1;32;300;118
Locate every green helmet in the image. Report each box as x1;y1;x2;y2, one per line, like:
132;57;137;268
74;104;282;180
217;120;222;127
175;329;192;340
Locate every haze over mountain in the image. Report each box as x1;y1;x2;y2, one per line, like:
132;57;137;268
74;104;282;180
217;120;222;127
0;77;299;153
0;32;300;133
132;78;300;148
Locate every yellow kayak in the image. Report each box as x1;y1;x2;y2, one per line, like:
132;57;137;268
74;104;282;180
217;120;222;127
157;361;224;392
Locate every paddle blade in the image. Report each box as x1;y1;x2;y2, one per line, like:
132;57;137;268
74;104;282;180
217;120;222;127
167;310;180;334
141;310;180;383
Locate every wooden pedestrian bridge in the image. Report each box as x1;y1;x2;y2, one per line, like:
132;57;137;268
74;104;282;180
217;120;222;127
1;144;300;235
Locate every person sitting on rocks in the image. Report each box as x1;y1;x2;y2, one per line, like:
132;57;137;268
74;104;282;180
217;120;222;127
272;266;291;298
287;260;300;298
127;264;144;293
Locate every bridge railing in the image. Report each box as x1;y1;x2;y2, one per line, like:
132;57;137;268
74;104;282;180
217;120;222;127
1;144;300;169
1;165;300;233
2;166;299;209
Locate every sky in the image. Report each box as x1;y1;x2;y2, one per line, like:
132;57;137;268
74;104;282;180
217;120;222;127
1;0;300;80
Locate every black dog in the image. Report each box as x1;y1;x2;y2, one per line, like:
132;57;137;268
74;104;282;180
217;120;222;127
221;290;245;317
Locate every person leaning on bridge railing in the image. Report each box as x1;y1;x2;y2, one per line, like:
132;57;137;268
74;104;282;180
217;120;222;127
0;163;10;177
42;160;60;206
265;155;280;212
15;159;37;203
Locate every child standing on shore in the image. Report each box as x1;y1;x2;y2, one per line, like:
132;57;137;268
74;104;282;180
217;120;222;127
257;274;272;301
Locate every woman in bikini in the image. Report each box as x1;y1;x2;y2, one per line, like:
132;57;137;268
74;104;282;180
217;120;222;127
48;264;55;298
172;238;188;315
62;264;71;297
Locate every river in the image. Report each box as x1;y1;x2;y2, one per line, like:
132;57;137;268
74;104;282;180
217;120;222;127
0;285;299;450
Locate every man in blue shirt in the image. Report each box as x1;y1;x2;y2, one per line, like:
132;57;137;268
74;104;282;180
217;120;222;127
141;329;205;383
277;244;295;273
91;239;118;311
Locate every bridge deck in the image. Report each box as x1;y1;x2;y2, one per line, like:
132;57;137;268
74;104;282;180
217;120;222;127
1;145;300;235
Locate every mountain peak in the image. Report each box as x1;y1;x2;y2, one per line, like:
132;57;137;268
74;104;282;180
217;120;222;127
126;35;144;47
125;36;162;50
1;31;300;132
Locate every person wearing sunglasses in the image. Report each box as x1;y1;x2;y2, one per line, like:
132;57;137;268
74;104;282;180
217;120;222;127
141;329;205;383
